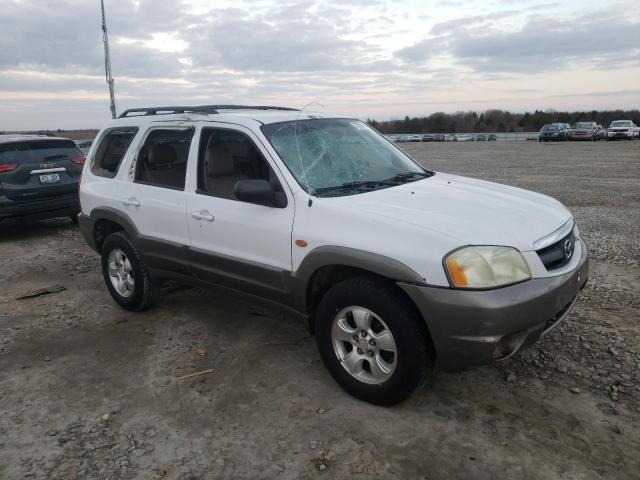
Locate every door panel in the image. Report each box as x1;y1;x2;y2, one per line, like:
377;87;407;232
122;183;191;274
187;125;295;302
125;126;195;274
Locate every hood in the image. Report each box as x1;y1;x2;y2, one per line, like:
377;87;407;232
333;173;572;252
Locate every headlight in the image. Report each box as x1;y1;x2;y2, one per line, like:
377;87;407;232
444;246;531;289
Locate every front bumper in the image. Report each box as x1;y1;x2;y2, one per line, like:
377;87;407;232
400;239;589;371
570;132;594;140
539;133;563;140
0;193;79;220
608;131;633;139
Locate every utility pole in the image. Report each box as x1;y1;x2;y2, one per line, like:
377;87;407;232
101;0;117;119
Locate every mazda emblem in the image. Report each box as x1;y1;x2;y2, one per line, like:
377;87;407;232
563;239;574;259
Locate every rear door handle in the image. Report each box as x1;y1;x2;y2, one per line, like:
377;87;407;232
122;197;140;207
192;210;214;222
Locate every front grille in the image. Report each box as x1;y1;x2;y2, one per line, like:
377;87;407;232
537;230;575;270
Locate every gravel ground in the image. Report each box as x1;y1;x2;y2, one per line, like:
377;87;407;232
0;141;638;479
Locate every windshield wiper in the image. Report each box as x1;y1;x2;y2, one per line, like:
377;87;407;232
313;171;433;196
314;179;396;195
388;171;432;182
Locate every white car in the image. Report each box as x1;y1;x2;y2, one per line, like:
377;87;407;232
456;134;474;142
78;105;589;405
607;120;637;140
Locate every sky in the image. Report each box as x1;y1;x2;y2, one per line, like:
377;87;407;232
0;0;638;130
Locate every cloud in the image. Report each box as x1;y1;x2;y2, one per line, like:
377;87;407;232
0;0;639;129
0;0;191;75
394;39;440;62
450;14;640;73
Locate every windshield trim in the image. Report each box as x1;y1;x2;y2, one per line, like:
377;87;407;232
260;117;432;198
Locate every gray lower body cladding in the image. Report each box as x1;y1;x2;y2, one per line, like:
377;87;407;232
80;211;590;372
400;240;589;371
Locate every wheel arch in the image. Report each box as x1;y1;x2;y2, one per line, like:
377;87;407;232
87;207;140;253
295;247;430;338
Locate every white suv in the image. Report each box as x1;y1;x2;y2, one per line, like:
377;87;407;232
78;105;589;405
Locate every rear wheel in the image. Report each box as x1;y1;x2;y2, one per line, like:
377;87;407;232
315;276;433;405
101;232;160;311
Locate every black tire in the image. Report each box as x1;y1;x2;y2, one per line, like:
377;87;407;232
315;276;434;405
101;231;160;311
69;215;79;226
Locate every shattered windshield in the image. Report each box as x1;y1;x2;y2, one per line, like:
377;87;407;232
261;118;429;196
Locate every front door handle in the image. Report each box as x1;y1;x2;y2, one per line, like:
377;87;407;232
122;197;140;207
192;210;214;222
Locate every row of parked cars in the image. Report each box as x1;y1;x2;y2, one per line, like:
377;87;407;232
391;133;497;142
389;120;639;143
538;120;639;142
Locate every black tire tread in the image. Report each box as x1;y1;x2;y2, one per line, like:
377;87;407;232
101;231;160;311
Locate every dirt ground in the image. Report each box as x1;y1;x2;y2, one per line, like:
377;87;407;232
1;141;638;479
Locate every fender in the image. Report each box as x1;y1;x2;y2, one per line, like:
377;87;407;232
80;207;189;277
78;207;141;253
290;245;427;313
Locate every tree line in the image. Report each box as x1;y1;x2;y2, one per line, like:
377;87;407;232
366;109;640;134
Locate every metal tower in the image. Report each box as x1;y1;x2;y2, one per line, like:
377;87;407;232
101;0;117;119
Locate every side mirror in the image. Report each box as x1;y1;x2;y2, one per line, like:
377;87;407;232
234;179;286;208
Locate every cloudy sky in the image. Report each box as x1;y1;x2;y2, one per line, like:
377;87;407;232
0;0;638;130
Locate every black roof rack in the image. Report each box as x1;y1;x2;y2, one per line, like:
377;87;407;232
118;105;300;118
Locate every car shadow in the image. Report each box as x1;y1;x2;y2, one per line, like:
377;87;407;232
0;217;77;243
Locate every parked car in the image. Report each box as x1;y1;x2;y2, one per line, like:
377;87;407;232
474;134;486;141
409;135;422;142
595;125;606;140
78;105;589;405
444;134;457;142
570;122;597;141
487;134;497;141
75;139;93;149
421;134;434;142
432;134;445;142
538;123;570;141
456;134;474;142
607;120;637;140
0;135;85;223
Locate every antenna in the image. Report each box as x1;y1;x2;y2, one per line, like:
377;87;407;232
101;0;117;119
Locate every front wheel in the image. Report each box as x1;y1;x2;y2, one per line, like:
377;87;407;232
315;276;434;405
101;232;160;311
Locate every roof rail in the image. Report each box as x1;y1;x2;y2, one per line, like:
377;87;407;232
118;105;300;118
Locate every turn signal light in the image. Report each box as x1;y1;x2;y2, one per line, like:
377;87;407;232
445;257;468;287
0;163;18;173
71;156;86;165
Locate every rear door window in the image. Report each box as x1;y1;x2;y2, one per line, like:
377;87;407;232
134;128;194;190
91;128;138;178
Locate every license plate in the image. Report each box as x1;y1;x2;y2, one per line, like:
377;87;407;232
39;173;60;184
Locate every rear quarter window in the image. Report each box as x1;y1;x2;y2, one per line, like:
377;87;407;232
91;128;138;178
